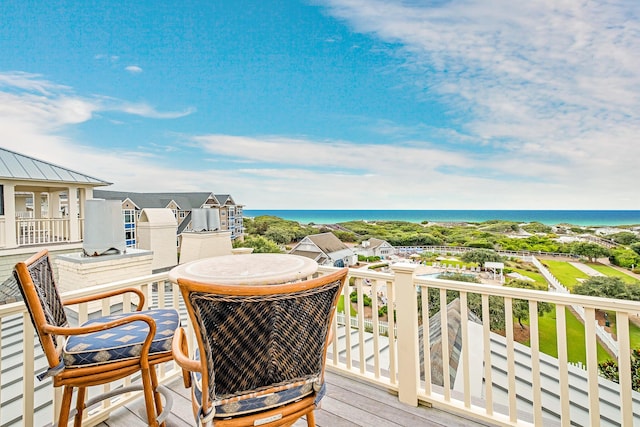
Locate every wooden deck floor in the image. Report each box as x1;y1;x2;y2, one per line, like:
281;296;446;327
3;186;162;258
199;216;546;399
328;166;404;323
99;370;494;427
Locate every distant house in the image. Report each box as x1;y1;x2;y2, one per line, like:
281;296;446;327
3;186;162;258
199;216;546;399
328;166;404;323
289;232;356;267
93;190;245;247
0;147;111;303
0;147;110;252
353;238;395;259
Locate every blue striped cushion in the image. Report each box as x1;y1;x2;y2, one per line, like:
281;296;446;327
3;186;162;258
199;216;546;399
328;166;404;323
63;308;179;367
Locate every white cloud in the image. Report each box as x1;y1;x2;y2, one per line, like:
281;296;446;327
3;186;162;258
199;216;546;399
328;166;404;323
117;102;195;119
0;72;199;194
0;73;195;126
125;65;143;74
312;0;640;208
0;71;70;95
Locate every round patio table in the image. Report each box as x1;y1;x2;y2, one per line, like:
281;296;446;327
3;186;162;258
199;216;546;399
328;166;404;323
168;253;318;286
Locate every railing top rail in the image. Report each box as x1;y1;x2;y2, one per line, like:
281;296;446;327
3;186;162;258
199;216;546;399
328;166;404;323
0;299;26;317
60;272;170;301
317;265;394;280
414;276;640;312
0;272;170;317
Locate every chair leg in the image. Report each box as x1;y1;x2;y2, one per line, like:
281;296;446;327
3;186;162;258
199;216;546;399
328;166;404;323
306;409;316;427
58;386;74;427
150;366;165;427
73;387;86;427
141;367;160;427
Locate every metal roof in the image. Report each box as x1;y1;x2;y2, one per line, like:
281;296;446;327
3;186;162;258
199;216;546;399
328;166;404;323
92;190;236;210
0;147;111;186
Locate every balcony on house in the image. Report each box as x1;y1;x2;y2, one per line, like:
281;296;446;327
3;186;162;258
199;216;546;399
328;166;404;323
0;147;109;251
1;256;640;427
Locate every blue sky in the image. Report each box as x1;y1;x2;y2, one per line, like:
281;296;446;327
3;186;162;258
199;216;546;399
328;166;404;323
1;0;638;209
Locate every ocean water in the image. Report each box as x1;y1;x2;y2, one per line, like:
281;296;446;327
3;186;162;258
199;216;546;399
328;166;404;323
243;210;640;227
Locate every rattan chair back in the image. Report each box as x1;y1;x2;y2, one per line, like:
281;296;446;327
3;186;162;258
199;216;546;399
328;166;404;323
14;249;68;369
177;267;348;424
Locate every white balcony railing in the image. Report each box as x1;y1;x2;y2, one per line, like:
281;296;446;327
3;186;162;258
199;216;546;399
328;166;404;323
14;218;84;246
1;262;640;426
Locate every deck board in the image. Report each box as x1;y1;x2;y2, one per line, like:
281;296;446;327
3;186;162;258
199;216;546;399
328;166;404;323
100;370;494;427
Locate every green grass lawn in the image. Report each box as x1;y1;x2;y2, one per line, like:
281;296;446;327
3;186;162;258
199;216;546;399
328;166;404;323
602;310;640;350
587;263;640;284
337;295;357;316
510;267;547;288
543;260;589;290
523;306;612;365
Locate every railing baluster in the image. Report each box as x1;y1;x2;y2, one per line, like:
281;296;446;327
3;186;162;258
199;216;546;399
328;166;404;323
386;278;397;385
22;313;35;427
157;279;166;309
421;286;432;396
101;297;113;412
529;300;543;426
555;305;570;426
342;277;353;370
616;311;633;426
356;278;366;374
371;278;381;379
460;291;471;408
440;287;451;401
482;293;493;416
583;307;600;426
504;297;517;423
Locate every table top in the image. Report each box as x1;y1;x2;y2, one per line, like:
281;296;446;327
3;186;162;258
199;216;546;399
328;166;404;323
168;253;319;286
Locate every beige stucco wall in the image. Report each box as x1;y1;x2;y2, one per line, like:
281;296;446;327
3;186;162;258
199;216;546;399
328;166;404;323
137;208;178;271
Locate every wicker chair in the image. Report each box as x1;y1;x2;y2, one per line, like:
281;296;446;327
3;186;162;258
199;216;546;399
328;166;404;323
172;267;348;427
13;249;179;427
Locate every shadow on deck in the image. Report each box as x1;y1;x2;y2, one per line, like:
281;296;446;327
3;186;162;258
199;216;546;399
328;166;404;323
100;370;495;427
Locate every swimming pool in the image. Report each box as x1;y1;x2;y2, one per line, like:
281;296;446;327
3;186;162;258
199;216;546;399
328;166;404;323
418;272;476;280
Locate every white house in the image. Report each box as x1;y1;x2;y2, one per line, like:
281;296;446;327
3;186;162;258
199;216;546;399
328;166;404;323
353;238;395;259
288;232;356;267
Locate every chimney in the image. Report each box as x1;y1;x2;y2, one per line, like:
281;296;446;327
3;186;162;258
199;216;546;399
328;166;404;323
83;199;126;256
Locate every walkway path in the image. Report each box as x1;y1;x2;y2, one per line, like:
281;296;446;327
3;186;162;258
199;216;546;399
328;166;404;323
569;262;605;277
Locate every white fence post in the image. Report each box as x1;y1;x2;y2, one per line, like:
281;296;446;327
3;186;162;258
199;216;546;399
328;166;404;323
391;262;420;406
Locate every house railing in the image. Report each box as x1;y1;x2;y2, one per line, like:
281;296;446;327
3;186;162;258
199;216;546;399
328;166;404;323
394;245;578;259
2;263;640;426
317;263;640;427
13;218;84;247
16;218;71;246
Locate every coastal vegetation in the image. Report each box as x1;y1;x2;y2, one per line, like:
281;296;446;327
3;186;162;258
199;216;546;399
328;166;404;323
573;276;640;301
240;215;640;388
242;216;640;269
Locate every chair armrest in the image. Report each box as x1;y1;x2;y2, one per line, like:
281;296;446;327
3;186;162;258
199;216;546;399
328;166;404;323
63;287;145;311
172;327;200;374
42;313;157;363
172;327;196;387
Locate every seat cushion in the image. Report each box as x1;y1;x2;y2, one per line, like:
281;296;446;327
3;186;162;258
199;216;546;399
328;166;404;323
190;350;324;418
63;308;179;367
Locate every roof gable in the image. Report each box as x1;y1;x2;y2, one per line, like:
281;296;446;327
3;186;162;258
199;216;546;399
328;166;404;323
307;232;349;253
